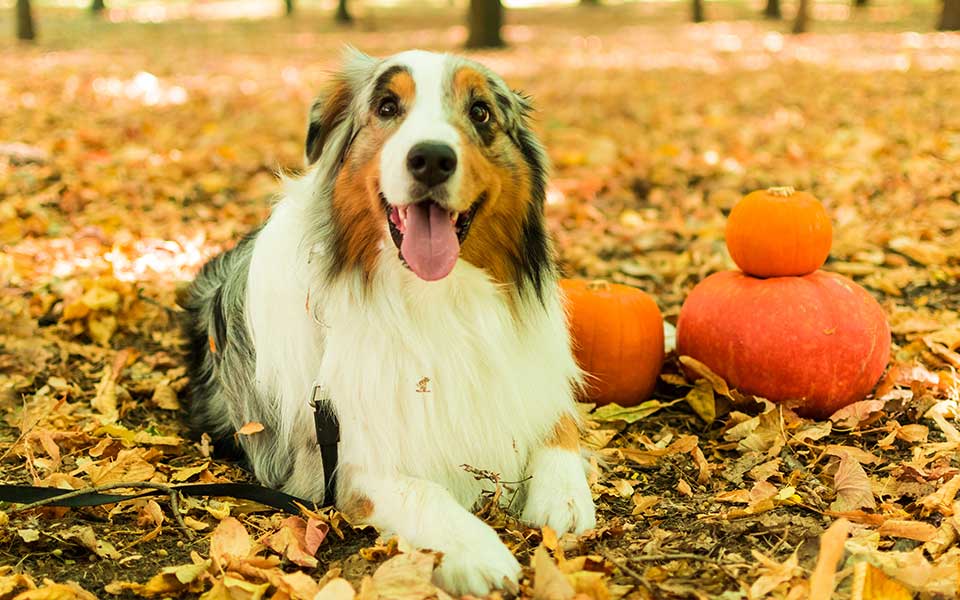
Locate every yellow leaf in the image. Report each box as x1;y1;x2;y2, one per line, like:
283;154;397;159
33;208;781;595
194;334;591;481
683;380;716;425
151;384;180;410
533;546;574;600
850;562;913;600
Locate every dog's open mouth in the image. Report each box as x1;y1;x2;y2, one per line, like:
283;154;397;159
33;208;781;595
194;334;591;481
383;194;483;282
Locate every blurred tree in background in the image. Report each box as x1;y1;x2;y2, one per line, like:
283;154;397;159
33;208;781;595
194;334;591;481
692;0;705;22
941;0;960;29
335;0;352;23
764;0;781;19
16;0;35;40
793;0;810;31
91;0;105;16
466;0;503;48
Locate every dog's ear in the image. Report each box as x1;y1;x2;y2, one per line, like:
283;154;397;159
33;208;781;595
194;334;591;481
305;77;353;166
305;47;378;166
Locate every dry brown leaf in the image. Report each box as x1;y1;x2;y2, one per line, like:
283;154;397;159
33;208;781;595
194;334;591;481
533;545;575;600
314;578;357;600
830;400;885;429
831;455;877;512
808;518;850;599
10;582;98;600
877;519;938;542
60;526;121;560
237;422;265;436
370;551;440;600
682;380;716;425
678;355;731;397
83;448;156;485
209;517;252;571
264;517;320;568
749;550;802;597
151;383;180;410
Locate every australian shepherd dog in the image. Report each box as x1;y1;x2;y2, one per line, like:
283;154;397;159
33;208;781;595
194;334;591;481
182;48;596;595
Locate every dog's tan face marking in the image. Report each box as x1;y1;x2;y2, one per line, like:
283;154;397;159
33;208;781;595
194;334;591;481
329;69;418;281
331;140;385;281
449;66;533;288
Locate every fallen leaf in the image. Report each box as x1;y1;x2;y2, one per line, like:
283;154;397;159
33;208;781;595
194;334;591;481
371;551;440;600
209;517;252;571
237;422;265;436
877;519;938;542
808;518;850;599
831;455;877;512
850;561;912;600
591;399;678;424
314;578;356;600
533;545;574;600
683;380;716;424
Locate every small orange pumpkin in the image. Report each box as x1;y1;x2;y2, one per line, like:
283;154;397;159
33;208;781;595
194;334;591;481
560;279;664;407
725;187;832;278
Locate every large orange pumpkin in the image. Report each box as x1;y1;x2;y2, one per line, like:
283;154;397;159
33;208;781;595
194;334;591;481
560;279;664;407
676;270;890;418
725;187;832;278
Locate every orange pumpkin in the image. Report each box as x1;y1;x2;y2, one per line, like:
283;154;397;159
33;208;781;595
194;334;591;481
560;279;664;407
676;270;890;418
725;187;832;278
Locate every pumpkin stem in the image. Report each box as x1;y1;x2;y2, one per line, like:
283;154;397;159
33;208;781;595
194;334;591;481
586;279;611;291
766;186;796;197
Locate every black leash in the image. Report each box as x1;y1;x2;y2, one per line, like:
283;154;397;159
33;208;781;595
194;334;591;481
0;385;342;514
312;384;340;503
0;482;312;513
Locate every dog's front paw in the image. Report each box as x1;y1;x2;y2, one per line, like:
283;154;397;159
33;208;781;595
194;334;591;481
431;521;520;597
522;448;596;535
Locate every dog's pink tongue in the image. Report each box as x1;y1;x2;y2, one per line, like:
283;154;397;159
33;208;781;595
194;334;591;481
400;202;459;281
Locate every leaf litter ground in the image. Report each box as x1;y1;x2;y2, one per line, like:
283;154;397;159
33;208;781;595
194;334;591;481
1;3;959;599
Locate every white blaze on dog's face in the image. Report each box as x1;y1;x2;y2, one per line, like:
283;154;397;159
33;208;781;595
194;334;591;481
314;50;550;291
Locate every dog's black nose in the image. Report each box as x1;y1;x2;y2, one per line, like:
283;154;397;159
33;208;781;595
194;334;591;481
407;142;457;187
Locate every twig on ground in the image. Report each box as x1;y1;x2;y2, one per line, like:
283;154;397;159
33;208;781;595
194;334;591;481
601;551;654;592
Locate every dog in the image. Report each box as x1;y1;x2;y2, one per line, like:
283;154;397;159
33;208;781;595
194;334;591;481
182;48;596;596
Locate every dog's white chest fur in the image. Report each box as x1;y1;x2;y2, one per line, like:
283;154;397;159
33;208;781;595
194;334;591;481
321;259;575;507
247;188;578;508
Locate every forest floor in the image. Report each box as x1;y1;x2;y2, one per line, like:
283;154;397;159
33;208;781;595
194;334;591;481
2;2;960;599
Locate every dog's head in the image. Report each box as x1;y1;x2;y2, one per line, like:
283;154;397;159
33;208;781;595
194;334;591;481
306;48;550;296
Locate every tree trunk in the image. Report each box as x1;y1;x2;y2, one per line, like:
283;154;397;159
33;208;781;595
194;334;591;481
90;0;105;15
16;0;35;41
692;0;705;22
792;0;809;33
284;0;293;17
939;0;960;29
466;0;503;49
764;0;781;19
581;0;600;5
853;0;867;7
335;0;352;23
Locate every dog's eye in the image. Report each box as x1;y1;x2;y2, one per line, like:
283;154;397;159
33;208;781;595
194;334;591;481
378;98;399;119
469;101;490;125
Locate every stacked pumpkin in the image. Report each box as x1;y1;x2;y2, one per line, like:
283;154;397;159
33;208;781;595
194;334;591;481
677;187;890;418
